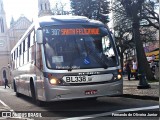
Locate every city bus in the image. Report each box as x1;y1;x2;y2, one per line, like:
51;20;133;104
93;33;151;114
10;15;123;105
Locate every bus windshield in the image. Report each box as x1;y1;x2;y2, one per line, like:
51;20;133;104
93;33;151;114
43;25;118;70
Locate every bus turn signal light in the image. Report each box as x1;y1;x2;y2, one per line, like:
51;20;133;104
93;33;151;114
118;69;122;73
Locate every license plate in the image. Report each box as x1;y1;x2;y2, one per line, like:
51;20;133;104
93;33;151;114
85;90;97;95
63;76;89;83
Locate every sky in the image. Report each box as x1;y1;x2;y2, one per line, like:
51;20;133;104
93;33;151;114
3;0;38;27
3;0;70;28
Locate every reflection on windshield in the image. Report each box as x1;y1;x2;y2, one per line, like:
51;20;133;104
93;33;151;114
43;27;118;70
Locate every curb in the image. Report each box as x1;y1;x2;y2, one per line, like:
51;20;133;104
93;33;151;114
118;94;159;101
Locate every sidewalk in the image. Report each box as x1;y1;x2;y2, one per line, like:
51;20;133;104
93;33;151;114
123;76;159;100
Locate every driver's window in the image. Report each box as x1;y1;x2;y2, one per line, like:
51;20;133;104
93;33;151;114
102;36;115;57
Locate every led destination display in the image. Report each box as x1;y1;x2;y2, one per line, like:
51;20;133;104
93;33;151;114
61;28;100;35
44;28;100;36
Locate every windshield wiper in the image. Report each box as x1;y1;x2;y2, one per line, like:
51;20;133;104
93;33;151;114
87;47;108;69
68;39;108;71
68;61;73;71
68;39;79;71
83;40;108;69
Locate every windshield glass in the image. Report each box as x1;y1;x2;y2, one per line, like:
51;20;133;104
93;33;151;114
43;25;118;70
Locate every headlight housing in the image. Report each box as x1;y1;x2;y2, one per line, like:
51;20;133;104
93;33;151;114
117;74;122;80
114;69;122;80
48;73;61;85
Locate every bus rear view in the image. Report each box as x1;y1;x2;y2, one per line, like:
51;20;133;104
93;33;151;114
36;16;123;101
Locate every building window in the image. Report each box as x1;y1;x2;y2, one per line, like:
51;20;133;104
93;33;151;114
41;4;43;10
0;40;4;47
0;18;4;33
45;3;47;10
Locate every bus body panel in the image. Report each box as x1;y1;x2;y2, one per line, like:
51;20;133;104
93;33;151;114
11;15;123;103
45;81;123;101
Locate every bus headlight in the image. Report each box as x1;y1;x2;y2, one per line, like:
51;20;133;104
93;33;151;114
117;69;122;80
48;73;61;85
117;74;122;80
49;78;60;85
114;74;122;80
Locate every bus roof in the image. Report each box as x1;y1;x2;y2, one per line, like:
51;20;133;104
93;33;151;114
37;15;104;27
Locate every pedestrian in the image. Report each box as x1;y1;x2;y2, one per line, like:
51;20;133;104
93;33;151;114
4;77;10;89
154;61;159;79
132;59;138;80
125;60;132;80
123;61;127;75
150;60;155;75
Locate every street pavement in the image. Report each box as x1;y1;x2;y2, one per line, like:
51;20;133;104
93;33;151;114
123;76;159;100
0;78;159;119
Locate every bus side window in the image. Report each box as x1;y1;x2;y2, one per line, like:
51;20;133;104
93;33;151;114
28;34;30;62
11;53;14;70
14;51;16;69
24;38;28;64
36;43;42;70
19;45;21;67
20;43;23;66
23;40;25;64
16;48;19;68
29;30;35;63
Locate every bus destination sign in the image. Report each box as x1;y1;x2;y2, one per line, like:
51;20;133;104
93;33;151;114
44;28;100;36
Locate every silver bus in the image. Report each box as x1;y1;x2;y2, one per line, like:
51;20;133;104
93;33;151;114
11;15;123;105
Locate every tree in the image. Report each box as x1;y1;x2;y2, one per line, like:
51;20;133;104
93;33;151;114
140;27;157;44
70;0;110;24
120;0;154;89
112;1;134;70
51;2;70;15
141;0;159;29
112;0;158;82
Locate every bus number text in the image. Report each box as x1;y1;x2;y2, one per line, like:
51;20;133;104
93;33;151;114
51;29;60;35
66;76;87;83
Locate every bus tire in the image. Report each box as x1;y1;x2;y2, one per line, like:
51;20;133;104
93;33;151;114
13;80;16;92
30;81;36;102
30;80;44;106
16;92;21;97
36;100;44;106
13;80;21;97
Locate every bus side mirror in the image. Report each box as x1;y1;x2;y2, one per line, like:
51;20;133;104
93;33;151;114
36;29;43;44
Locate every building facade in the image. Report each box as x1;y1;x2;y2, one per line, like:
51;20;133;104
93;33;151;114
8;16;32;50
0;1;32;85
0;0;13;85
38;0;52;17
0;0;52;85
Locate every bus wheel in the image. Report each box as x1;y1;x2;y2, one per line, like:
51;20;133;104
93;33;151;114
13;80;16;92
30;82;43;106
13;80;21;97
30;82;36;102
36;100;44;106
16;92;21;97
